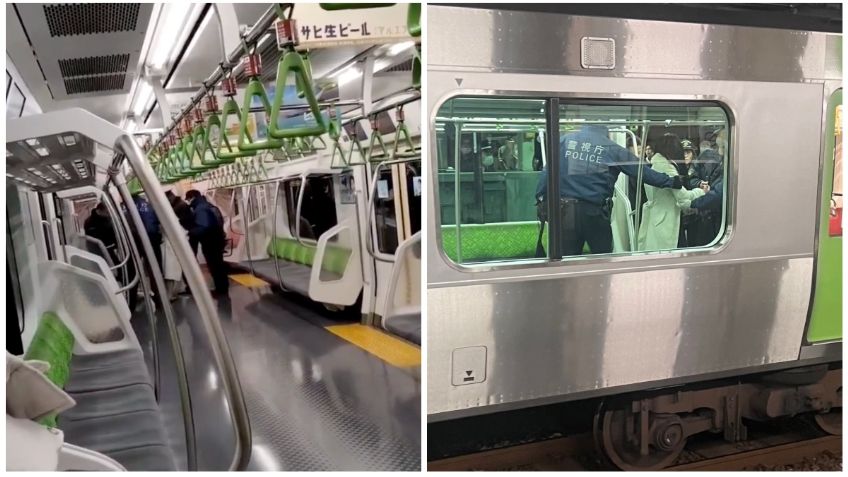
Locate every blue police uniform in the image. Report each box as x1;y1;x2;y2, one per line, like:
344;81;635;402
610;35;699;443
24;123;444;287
535;125;681;255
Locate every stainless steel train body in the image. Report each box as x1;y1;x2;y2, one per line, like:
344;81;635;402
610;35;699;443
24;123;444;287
426;6;842;420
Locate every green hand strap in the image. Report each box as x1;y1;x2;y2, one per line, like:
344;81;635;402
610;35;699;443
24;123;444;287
205;109;237;164
219;97;258;159
367;122;389;162
295;53;314;100
392;122;417;158
190;124;217;171
179;135;198;177
238;77;286;150
408;3;421;37
347;126;367;165
328;119;349;169
412;45;421;90
269;51;327;139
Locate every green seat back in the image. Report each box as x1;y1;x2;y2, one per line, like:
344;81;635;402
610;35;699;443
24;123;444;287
441;222;547;262
268;236;351;275
321;246;352;275
23;312;76;427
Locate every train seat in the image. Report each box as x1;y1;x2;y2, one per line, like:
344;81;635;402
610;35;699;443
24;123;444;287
267;236;352;296
23;312;176;471
383;307;421;345
441;221;595;262
441;221;547;262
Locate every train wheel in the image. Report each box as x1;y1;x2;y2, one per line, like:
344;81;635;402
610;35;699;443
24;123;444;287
814;409;842;435
596;408;686;471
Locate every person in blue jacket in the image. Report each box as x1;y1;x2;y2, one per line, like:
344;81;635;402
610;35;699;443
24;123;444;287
688;178;724;244
536;124;685;255
185;190;229;297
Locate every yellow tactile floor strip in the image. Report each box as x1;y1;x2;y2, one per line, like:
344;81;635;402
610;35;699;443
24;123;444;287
326;324;421;368
229;273;269;288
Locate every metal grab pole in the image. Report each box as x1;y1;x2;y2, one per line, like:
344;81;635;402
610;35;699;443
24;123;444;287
243;185;255;276
103;184;161;403
115;135;252;472
453;122;462;263
270;181;291;292
634;125;650;248
293;174;312;248
111;175;198;471
97;190;136;296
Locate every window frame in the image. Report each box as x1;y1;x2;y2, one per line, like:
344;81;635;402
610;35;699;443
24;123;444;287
282;174;340;242
430;91;737;273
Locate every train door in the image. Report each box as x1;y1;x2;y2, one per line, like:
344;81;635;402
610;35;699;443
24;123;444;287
370;158;422;342
807;89;842;343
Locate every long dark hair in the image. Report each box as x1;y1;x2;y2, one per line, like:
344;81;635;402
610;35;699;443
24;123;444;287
653;133;687;176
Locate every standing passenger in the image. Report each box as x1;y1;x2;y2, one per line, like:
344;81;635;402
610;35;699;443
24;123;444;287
185;190;229;298
637;134;707;251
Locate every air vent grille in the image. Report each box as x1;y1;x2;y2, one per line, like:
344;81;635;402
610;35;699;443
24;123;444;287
63;74;126;95
581;37;616;70
384;58;414;73
58;54;130;78
43;4;140;37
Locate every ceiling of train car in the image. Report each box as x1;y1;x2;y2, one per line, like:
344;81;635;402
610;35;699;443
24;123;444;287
6;3;157;125
8;3;416;133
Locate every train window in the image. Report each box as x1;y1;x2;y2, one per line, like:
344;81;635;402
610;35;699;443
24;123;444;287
284;175;339;240
434;96;730;266
374;165;400;254
435;97;549;264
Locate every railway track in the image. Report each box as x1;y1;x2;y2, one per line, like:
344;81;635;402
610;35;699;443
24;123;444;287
429;431;842;471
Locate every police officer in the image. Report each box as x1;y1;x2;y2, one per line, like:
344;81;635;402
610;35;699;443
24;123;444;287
536;124;684;255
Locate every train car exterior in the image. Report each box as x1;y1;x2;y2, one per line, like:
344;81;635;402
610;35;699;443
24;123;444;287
426;5;842;422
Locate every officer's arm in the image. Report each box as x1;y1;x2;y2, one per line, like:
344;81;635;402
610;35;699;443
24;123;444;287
614;147;679;188
691;179;723;211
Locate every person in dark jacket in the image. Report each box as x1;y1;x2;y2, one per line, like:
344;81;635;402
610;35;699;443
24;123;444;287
83;202;119;264
165;190;197;252
185;189;229;297
679;140;724;247
132;193;163;268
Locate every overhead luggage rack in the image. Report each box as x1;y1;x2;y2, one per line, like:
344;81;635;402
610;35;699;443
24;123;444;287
6;132;97;193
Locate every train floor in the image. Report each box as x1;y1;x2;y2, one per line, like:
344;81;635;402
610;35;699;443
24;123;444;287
131;273;421;471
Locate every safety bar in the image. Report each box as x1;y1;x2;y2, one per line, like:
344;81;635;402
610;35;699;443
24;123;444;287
270;180;292;292
381;230;420;326
113;134;252;471
53;217;70;264
41;220;56;261
364;157;421;263
242;185;255;276
293;174;312;248
72;234;115;267
113;265;140;294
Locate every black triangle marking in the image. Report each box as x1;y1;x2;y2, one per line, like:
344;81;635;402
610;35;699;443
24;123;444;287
455;78;464;87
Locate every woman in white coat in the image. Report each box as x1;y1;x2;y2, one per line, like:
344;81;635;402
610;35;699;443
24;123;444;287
637;133;707;251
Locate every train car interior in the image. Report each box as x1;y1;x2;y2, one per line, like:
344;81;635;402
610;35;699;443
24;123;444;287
7;3;421;471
